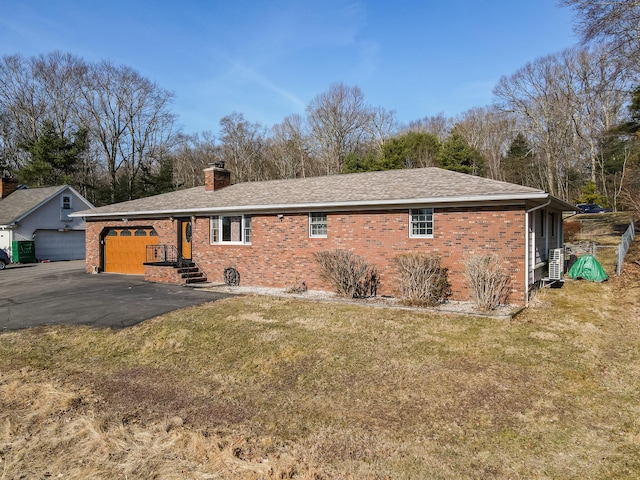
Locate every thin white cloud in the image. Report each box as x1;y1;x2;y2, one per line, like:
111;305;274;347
221;55;307;111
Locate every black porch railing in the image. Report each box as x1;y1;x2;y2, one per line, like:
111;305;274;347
146;244;186;265
146;244;208;284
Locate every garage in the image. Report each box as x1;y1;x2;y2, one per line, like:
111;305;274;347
103;227;159;274
34;229;86;261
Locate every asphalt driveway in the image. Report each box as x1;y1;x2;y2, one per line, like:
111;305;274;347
0;261;232;331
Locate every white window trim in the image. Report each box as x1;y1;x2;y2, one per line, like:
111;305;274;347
210;215;252;245
409;208;434;238
309;212;327;238
61;195;72;210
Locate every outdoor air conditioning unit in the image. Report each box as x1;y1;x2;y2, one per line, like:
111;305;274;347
549;247;565;280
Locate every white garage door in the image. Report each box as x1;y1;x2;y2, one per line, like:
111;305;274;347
34;230;86;261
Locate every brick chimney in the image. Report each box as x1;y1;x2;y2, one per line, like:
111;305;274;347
204;162;231;192
0;176;19;199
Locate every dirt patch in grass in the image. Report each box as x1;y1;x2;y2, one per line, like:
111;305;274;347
1;242;640;478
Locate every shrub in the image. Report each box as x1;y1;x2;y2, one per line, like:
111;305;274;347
463;254;511;310
314;249;380;298
393;253;451;307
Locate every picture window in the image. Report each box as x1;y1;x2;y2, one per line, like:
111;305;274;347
210;215;252;244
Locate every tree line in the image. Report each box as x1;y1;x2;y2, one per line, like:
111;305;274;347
1;2;639;212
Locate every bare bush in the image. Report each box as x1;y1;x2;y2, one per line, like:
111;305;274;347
463;254;511;310
314;249;379;298
393;253;451;307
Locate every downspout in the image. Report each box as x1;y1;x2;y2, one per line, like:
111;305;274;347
525;199;551;306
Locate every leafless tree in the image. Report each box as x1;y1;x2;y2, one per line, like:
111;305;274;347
494;46;630;202
0;109;19;173
219;112;267;183
494;50;579;198
0;55;42;143
406;113;452;140
0;52;93;189
172;132;219;188
562;0;640;69
566;47;629;192
31;52;88;138
620;162;640;215
455;106;516;180
267;114;313;179
366;106;398;156
306;83;371;175
78;61;177;201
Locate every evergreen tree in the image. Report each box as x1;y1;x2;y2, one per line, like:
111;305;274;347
503;133;534;185
381;131;440;170
343;152;380;173
139;156;176;196
18;120;88;187
575;180;608;206
436;133;484;175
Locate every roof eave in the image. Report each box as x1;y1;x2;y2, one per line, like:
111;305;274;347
73;192;551;219
12;186;67;224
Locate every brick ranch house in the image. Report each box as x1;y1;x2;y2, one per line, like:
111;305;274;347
73;165;575;306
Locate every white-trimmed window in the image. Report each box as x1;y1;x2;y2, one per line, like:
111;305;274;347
61;195;72;209
409;208;434;237
244;216;252;244
210;215;252;244
309;212;327;238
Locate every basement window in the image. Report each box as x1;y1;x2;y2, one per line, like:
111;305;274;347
409;208;434;238
210;215;252;244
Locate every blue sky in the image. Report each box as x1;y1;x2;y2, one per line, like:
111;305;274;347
1;0;578;135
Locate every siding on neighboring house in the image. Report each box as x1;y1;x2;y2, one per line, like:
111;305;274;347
0;186;93;260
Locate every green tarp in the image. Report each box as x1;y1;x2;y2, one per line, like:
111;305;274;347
567;254;608;282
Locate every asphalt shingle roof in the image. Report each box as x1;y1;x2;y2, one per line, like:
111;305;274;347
0;186;67;225
78;167;559;218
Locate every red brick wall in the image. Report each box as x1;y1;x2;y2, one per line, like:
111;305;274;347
191;206;527;304
85;206;527;304
0;177;19;199
204;167;231;191
144;264;184;284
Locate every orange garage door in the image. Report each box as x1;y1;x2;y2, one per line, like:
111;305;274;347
104;227;159;274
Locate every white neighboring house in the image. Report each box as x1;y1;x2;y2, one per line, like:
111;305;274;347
0;178;94;261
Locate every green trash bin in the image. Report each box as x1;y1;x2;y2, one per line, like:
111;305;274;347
11;240;37;263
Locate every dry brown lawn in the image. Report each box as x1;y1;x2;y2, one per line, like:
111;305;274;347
565;211;635;273
1;223;639;479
